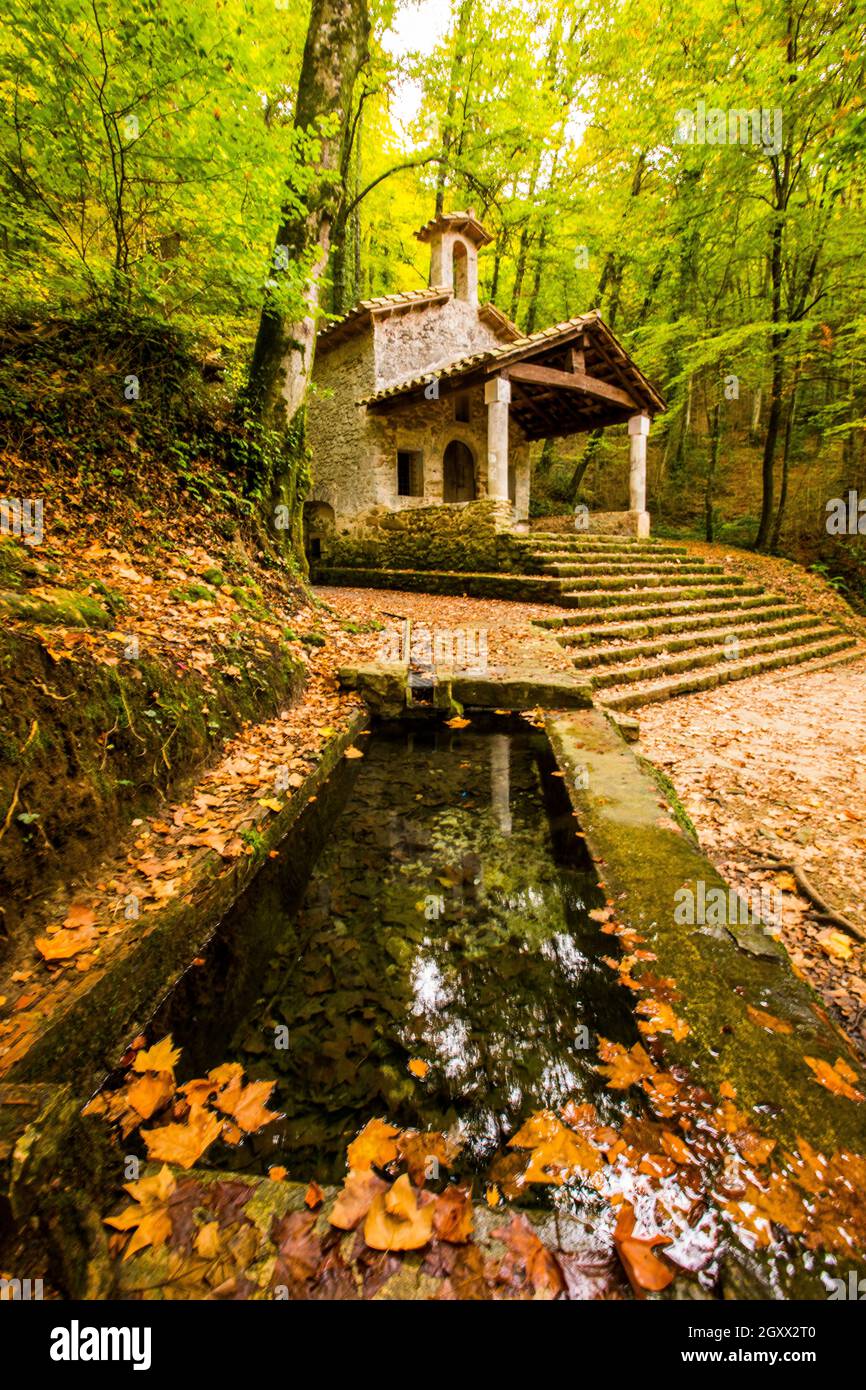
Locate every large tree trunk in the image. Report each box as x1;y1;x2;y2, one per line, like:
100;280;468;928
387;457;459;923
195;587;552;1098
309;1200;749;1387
244;0;369;517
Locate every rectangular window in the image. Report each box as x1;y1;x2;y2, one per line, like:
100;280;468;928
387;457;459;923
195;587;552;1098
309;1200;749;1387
397;450;424;497
454;394;471;423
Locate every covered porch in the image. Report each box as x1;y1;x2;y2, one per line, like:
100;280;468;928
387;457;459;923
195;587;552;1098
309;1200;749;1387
361;311;665;536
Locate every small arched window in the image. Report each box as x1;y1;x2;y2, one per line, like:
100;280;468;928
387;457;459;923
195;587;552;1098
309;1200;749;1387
452;240;469;301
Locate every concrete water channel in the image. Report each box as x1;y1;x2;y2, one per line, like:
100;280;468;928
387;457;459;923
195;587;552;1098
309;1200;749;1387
2;655;865;1300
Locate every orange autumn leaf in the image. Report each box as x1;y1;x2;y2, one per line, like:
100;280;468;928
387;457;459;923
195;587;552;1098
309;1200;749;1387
408;1057;429;1079
329;1170;388;1230
215;1077;280;1132
613;1202;674;1295
595;1038;655;1090
804;1056;864;1102
304;1180;323;1208
125;1071;174;1121
364;1174;434;1251
132;1035;181;1076
397;1129;461;1185
142;1104;222;1169
104;1164;176;1260
343;746;364;759
346;1117;400;1172
35;925;97;961
508;1109;601;1182
660;1130;694;1166
444;716;470;729
64;903;97;930
637;998;690;1042
434;1186;474;1244
747;1005;794;1035
493;1213;564;1297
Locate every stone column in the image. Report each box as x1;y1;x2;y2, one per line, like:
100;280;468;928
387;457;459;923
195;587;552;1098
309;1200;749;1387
628;413;650;513
484;376;511;501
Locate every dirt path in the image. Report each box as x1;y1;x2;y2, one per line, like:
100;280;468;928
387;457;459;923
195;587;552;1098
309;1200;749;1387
638;656;866;1059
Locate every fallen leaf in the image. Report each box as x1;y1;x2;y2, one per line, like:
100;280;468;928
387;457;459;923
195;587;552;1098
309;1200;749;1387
434;1186;474;1244
804;1056;864;1102
346;1117;400;1172
35;925;97;961
613;1202;673;1295
126;1071;175;1120
132;1036;181;1076
329;1170;388;1230
408;1058;429;1079
747;1005;794;1035
142;1104;222;1168
364;1174;434;1251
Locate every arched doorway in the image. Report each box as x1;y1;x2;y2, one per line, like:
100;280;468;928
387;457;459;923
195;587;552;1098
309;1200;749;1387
303;501;335;563
443;440;476;502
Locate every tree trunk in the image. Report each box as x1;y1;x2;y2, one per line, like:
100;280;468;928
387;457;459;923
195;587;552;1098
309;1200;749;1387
705;403;721;542
244;0;369;513
770;378;798;552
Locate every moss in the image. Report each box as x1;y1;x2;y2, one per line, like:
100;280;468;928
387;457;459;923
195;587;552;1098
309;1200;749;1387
0;587;111;628
301;631;326;647
0;627;305;933
201;567;225;587
170;583;216;603
637;755;699;841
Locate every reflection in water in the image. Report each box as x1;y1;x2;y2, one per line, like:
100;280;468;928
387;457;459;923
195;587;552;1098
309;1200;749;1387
168;717;639;1184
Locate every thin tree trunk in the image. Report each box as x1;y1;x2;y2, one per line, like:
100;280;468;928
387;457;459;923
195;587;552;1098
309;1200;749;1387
705;403;721;541
770;378;798;552
244;0;369;515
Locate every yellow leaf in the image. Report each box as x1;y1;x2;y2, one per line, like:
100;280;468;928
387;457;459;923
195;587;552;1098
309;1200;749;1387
343;746;364;759
142;1105;222;1168
259;798;284;814
132;1035;181;1076
346;1117;400;1172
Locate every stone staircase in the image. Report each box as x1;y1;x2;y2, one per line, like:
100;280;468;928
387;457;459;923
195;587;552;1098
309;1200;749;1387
527;533;861;708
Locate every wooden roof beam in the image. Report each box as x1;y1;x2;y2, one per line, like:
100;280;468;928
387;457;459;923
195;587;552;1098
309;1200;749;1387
502;362;639;411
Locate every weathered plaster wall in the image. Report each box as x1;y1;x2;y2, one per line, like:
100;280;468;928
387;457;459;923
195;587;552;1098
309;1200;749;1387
374;298;504;388
306;333;378;529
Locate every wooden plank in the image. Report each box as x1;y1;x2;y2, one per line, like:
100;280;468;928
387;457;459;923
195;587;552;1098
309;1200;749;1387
502;362;638;410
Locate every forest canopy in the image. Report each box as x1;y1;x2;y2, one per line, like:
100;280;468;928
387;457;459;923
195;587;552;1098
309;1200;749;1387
1;0;865;554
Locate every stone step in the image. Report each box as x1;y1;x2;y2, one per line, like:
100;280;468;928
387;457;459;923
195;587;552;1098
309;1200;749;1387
558;583;765;609
555;602;807;646
535;559;723;577
600;634;859;710
559;571;747;593
568;613;825;666
588;623;842;688
534;592;790;628
526;538;687;556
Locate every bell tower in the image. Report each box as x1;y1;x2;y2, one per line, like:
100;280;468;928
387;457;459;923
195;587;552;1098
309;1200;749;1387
414;209;493;308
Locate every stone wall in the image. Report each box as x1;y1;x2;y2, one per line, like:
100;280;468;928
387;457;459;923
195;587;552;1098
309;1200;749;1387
373;297;505;388
319;498;529;574
306;295;531;535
